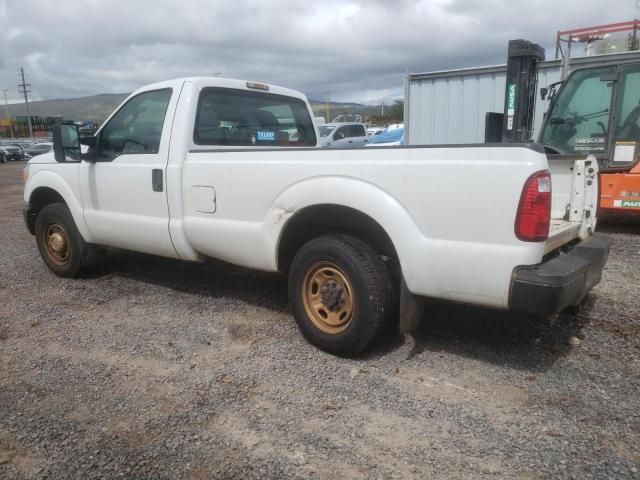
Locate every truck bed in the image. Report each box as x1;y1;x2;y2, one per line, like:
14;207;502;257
546;219;580;254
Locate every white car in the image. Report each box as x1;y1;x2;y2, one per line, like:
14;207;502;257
23;76;610;355
318;122;369;148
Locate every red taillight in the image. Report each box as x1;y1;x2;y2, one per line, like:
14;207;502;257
515;170;551;242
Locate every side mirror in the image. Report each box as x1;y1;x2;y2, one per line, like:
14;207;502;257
80;135;97;149
334;132;345;141
540;87;548;101
52;122;81;162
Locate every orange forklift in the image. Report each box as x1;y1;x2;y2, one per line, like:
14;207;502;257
494;21;640;219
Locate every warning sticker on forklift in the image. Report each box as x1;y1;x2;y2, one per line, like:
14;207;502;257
613;200;640;208
613;142;636;164
574;137;605;151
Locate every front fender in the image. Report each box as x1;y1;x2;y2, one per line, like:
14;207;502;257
25;169;95;243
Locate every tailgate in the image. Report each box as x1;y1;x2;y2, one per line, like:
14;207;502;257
546;155;599;254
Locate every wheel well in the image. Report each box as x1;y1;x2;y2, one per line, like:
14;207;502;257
25;187;66;234
29;187;66;211
277;204;399;272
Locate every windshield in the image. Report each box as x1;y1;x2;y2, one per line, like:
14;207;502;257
318;125;335;137
539;67;614;155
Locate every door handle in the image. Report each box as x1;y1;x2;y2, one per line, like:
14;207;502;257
348;140;353;143
152;169;163;192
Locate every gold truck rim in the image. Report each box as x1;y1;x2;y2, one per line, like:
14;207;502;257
302;262;355;334
44;224;70;266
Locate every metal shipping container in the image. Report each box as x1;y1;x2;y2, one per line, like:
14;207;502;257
404;50;640;145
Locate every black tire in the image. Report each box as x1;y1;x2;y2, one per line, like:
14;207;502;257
35;202;101;278
0;154;5;163
288;234;394;356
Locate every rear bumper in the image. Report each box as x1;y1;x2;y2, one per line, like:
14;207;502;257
509;234;612;315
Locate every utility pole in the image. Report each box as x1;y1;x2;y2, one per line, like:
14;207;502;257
325;92;331;123
2;89;15;139
381;103;385;117
18;67;34;139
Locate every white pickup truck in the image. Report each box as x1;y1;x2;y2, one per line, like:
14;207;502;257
23;77;611;355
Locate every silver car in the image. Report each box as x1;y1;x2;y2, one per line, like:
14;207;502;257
318;122;370;148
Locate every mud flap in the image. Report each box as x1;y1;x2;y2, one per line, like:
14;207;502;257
399;277;424;333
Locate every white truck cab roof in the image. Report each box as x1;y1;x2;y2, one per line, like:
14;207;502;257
129;77;310;103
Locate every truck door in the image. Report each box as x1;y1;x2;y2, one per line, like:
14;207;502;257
609;64;640;169
601;63;640;213
331;126;351;147
79;85;180;258
350;124;369;147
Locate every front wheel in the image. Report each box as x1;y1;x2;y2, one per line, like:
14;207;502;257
35;202;98;278
288;234;394;356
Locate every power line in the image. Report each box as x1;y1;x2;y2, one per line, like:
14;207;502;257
17;67;34;139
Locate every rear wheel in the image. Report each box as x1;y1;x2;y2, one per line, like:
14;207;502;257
288;234;394;356
35;202;103;277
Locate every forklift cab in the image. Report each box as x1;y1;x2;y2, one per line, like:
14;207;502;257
539;63;640;172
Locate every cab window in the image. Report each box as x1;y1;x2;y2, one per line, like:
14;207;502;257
334;126;349;140
351;124;366;137
615;66;640;142
99;89;172;160
539;67;614;155
194;88;316;147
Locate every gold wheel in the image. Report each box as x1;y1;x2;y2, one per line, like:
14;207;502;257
44;223;70;266
302;262;355;334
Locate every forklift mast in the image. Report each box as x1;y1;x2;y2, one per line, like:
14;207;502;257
502;39;546;142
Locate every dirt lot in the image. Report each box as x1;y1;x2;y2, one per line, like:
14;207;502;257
0;160;639;479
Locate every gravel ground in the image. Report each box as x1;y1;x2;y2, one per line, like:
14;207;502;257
1;160;639;479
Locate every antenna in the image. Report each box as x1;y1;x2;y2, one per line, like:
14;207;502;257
17;67;34;139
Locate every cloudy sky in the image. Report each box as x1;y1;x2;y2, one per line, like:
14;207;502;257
0;0;639;104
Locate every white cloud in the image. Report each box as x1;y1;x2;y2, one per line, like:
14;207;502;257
0;0;638;104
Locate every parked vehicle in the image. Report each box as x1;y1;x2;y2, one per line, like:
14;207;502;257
1;142;27;157
367;127;386;136
23;77;611;355
23;142;53;157
366;127;404;146
0;143;25;161
318;122;369;148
